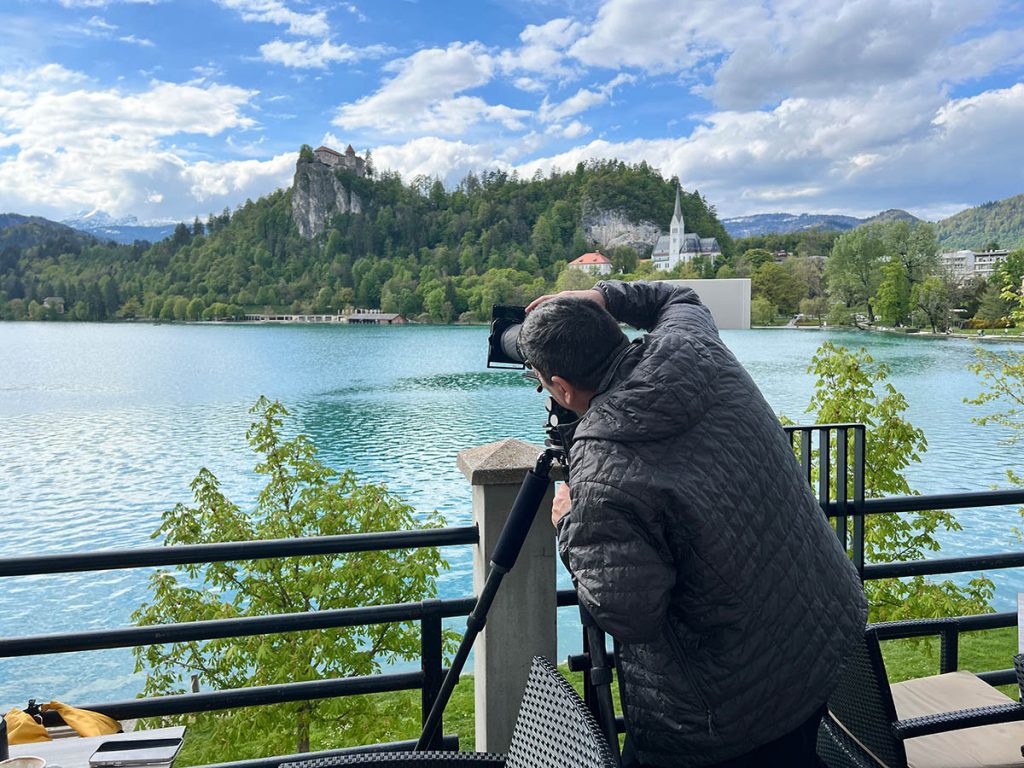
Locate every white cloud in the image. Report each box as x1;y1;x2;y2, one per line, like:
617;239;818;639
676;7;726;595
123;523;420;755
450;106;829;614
58;0;157;6
0;65;292;221
334;43;530;136
371;136;511;186
538;73;633;122
498;17;583;78
214;0;329;37
570;0;1015;110
119;34;154;47
259;38;388;68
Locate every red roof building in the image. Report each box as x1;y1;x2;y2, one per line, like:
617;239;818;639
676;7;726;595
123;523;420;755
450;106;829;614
568;251;614;275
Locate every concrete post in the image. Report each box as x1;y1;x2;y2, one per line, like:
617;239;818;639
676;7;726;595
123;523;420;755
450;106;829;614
457;438;564;753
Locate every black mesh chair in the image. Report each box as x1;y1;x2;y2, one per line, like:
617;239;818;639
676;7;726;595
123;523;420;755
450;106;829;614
818;627;1024;767
280;656;618;768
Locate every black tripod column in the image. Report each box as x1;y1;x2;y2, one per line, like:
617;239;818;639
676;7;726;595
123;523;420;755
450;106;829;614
417;444;561;752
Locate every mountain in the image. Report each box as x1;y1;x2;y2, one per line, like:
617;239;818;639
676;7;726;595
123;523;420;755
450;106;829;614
935;193;1024;251
0;213;96;250
722;209;923;238
722;212;863;238
62;211;176;244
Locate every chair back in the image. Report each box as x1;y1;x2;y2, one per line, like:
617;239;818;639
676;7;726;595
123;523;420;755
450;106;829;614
825;628;907;768
505;656;619;768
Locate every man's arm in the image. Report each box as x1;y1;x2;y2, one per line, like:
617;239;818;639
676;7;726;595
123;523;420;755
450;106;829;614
556;478;675;643
595;280;715;335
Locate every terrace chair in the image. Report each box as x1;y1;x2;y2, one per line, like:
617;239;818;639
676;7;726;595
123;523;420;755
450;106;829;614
280;656;618;768
817;627;1024;767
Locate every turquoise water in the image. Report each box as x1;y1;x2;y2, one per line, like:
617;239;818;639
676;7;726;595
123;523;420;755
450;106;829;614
0;322;1020;707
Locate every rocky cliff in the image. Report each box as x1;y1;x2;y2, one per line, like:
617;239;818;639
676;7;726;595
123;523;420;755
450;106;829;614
290;157;362;239
582;206;661;254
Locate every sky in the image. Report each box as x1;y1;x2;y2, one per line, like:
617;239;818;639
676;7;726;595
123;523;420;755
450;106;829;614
1;0;1023;225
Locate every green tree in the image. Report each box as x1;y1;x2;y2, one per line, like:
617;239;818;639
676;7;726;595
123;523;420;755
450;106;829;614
132;399;450;763
799;343;993;621
911;276;950;332
751;261;804;315
883;220;939;290
118;297;143;319
975;282;1012;324
873;260;910;326
750;296;776;325
555;267;599;292
186;298;205;321
827;225;886;321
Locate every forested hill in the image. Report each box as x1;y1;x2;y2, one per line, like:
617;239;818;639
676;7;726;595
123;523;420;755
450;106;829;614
936;193;1024;250
0;159;731;321
0;213;96;251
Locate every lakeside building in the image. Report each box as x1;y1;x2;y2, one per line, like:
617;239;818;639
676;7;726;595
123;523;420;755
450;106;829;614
567;251;614;275
646;186;722;271
242;309;406;325
940;248;1009;283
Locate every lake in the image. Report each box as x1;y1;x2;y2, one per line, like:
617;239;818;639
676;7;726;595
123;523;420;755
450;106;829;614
0;321;1020;707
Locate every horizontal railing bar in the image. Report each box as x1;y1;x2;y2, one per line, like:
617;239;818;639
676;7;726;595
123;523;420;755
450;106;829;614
196;736;462;768
0;526;479;577
873;612;1015;641
0;597;479;658
866;552;1024;579
77;671;427;719
825;489;1024;517
977;669;1016;687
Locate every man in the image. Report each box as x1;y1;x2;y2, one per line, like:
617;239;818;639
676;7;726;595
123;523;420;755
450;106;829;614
518;280;867;768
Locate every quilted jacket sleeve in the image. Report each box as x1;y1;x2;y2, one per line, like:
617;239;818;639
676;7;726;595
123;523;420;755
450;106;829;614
557;476;676;643
596;279;717;337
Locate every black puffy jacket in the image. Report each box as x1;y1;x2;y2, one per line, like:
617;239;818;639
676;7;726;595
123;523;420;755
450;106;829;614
556;280;867;767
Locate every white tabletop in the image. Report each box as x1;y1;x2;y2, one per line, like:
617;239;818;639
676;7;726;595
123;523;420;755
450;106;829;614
9;726;186;768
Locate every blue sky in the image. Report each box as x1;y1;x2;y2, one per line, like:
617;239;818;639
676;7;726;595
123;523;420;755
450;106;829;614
1;0;1023;225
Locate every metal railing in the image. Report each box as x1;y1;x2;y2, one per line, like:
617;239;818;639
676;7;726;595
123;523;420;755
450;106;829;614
5;422;1024;764
784;423;1024;687
0;526;479;762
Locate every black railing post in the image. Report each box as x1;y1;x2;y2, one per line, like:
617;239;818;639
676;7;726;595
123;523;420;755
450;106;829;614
419;599;444;750
835;427;849;550
940;622;960;674
851;426;866;578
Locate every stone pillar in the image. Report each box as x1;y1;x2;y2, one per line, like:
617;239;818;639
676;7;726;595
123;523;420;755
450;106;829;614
457;439;563;753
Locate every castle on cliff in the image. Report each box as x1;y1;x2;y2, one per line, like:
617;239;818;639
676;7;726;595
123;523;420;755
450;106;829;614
313;144;366;177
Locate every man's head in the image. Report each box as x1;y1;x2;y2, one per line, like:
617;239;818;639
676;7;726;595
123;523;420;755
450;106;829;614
518;296;628;415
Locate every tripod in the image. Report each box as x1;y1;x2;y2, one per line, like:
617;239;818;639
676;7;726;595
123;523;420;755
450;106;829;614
416;440;622;766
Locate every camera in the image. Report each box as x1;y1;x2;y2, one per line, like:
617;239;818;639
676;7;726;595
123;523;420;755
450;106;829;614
487;305;527;368
487;303;576;453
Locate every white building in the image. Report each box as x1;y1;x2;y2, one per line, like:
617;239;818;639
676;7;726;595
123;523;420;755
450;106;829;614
648;186;722;271
568;251;614;276
940;248;1009;283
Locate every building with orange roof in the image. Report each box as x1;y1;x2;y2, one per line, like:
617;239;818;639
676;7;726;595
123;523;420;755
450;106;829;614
568;251;614;276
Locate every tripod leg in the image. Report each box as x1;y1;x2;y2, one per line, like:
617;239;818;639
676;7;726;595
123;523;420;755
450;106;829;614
580;605;623;766
416;455;556;751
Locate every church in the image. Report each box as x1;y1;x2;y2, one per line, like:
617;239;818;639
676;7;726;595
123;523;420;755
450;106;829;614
648;186;721;271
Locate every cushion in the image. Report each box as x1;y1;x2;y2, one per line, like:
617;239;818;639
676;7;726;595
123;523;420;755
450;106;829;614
891;671;1024;767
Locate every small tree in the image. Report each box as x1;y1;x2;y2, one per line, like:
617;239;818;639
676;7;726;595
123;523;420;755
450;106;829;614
797;343;993;621
132;398;450;763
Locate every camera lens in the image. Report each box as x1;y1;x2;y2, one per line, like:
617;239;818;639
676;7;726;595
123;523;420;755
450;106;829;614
499;324;523;364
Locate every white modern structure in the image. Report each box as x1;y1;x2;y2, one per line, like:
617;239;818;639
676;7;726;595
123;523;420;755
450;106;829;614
648;186;722;271
661;278;751;330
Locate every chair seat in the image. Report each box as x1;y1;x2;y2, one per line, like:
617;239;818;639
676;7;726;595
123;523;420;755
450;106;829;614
891;671;1024;768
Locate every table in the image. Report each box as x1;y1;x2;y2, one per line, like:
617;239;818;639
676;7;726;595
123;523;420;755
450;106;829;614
9;726;186;768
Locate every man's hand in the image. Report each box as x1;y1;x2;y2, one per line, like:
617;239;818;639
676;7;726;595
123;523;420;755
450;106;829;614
526;288;606;314
552;483;571;527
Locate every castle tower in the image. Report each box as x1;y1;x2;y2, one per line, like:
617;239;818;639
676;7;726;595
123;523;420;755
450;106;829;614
668;183;684;261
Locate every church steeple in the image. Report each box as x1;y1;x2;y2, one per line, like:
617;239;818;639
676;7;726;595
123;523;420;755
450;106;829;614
669;182;684;258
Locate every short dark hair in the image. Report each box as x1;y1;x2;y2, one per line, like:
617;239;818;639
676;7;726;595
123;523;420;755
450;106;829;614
518;297;628;391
